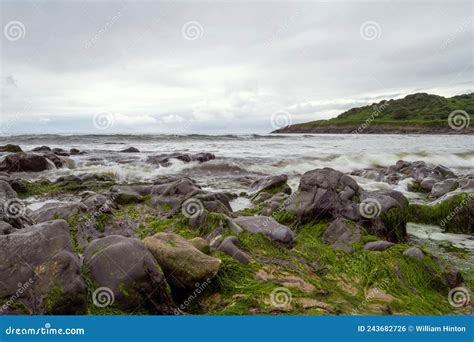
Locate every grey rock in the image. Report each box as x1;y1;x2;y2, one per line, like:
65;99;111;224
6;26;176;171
321;218;363;252
250;174;291;195
233;216;295;244
402;247;424;260
363;240;394;251
0;153;54;172
84;235;173;311
31;202;87;223
431;179;458;198
120;147;140;153
0;220;86;314
217;236;250;264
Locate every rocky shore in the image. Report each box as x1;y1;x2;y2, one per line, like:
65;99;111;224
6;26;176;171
0;144;472;315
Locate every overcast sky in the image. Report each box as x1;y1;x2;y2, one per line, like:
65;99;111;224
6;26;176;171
1;0;473;134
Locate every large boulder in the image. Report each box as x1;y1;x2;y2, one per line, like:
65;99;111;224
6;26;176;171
286;168;360;221
143;232;221;288
0;220;86;314
233;216;295;244
83;235;173;311
430;179;459;198
0;181;33;228
321;218;363;252
0;153;54;172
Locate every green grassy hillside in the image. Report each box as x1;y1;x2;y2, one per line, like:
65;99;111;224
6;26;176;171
273;93;474;133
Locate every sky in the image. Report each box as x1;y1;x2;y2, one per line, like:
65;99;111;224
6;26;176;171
0;0;473;134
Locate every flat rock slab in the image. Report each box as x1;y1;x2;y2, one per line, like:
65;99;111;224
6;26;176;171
322;218;363;252
233;216;295;244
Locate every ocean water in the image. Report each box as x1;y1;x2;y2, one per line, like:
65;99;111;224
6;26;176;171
1;133;472;193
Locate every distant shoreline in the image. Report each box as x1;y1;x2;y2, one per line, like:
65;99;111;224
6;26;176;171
272;126;474;134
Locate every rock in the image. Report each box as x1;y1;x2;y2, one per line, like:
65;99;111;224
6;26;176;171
216;236;250;264
360;189;408;242
321;218;363;252
250;174;291;196
431;179;458;198
31;146;51;152
52;148;70;156
233;216;295;244
0;220;86;314
0;144;22;153
402;247;424;260
30;202;88;223
459;176;474;193
143;232;221;288
286;168;360;221
120;147;140;153
70;148;82;155
0;221;16;235
151;178;201;210
113;190;144;205
420;177;438;192
363;240;394;251
81;192;118;213
0;179;17;199
189;237;210;253
83;235;173;311
445;269;464;288
147;153;215;167
0;153;54;172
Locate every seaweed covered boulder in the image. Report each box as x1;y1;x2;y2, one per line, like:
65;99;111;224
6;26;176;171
143;232;221;288
83;235;174;312
30;202;88;223
0;144;22;153
286;168;361;221
408;193;473;234
0;220;86;314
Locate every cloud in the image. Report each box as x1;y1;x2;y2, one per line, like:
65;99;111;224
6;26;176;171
0;1;472;134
